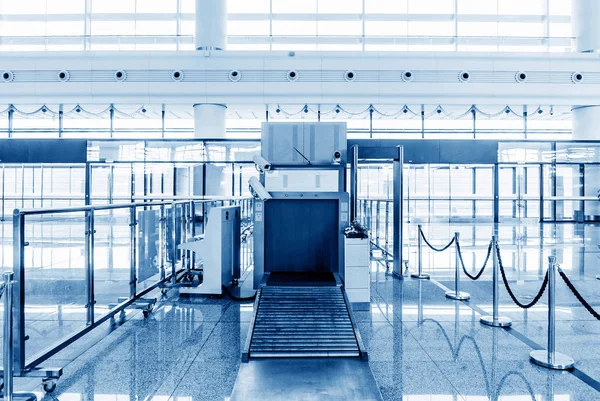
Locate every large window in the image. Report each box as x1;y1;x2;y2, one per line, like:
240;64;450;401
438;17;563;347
0;104;572;140
0;0;573;52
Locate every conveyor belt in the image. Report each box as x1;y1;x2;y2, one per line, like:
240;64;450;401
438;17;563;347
243;285;367;360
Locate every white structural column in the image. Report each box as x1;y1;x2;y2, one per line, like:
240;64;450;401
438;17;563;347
194;0;227;138
572;0;600;217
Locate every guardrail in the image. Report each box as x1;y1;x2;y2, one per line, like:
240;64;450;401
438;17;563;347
9;196;253;390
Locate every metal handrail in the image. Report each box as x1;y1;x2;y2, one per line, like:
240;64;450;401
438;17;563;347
14;196;252;216
10;195;254;386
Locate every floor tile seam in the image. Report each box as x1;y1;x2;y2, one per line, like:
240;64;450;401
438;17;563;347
427;276;600;394
369;283;396;330
161;302;234;401
189;300;234;363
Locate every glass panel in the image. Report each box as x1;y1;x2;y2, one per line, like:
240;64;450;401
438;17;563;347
554;164;581;221
93;208;132;318
450;166;473;220
555;142;600;163
24;212;87;360
136;204;163;292
498;142;553;163
584;165;600;221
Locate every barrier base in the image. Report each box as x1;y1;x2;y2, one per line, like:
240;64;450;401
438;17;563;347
529;350;574;370
0;392;37;401
410;273;430;280
445;291;470;301
480;315;512;327
596;275;600;280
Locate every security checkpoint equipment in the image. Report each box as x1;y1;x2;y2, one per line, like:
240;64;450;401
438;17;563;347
252;122;354;288
243;122;370;362
178;205;241;295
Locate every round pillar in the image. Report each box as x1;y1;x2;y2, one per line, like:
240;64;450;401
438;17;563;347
195;0;227;51
193;104;227;138
572;0;600;53
194;0;227;138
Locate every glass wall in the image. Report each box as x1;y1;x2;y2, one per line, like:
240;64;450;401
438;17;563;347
358;140;600;223
0;104;573;140
0;0;573;52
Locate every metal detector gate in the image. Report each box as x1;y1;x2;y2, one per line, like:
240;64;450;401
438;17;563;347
349;145;404;278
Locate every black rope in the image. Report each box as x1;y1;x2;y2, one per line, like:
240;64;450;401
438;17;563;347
497;244;548;309
419;227;455;252
457;239;492;281
558;268;600;321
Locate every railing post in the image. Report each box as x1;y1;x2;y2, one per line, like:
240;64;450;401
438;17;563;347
190;201;196;269
350;145;358;222
530;256;574;370
4;272;14;401
85;210;95;325
411;225;430;279
480;236;512;327
445;232;470;300
129;206;137;298
159;204;166;281
12;211;25;375
384;201;390;254
171;203;178;284
375;201;380;247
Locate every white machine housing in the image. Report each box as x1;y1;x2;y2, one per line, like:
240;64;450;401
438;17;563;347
344;236;370;306
179;205;241;295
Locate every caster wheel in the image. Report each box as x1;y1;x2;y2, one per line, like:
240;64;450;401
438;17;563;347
43;381;57;393
161;289;168;295
0;382;4;391
143;310;150;318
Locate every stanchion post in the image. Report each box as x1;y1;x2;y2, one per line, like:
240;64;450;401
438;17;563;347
445;232;470;301
411;225;430;279
530;256;574;370
480;235;512;327
4;272;14;401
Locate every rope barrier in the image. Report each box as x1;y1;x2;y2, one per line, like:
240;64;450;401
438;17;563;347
497;244;548;309
456;239;492;281
558;267;600;321
418;227;455;252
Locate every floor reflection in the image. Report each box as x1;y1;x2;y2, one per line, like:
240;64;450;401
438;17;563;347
1;220;599;400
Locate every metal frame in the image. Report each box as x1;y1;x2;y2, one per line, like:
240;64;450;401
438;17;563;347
10;196;251;381
350;145;404;278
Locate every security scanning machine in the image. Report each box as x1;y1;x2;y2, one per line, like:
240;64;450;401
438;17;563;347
243;122;369;361
178;205;241;295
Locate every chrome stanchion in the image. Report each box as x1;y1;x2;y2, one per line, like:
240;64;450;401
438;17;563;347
530;256;574;370
411;225;430;279
445;232;470;301
480;236;512;327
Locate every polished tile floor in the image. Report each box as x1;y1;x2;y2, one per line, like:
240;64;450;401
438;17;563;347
9;266;600;400
3;221;600;400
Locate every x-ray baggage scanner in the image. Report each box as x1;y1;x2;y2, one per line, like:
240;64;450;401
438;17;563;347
252;122;351;288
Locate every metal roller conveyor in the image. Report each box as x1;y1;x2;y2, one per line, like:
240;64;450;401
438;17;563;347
246;285;364;359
